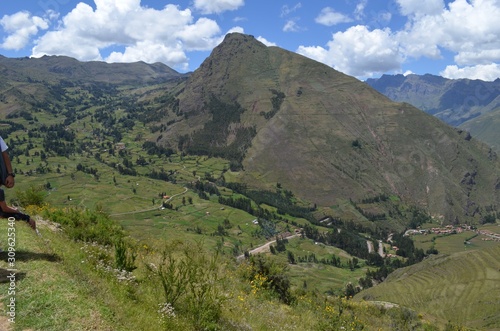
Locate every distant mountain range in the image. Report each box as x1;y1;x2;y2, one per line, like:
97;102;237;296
365;74;500;151
0;54;186;84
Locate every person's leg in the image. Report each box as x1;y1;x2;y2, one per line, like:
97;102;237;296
0;209;37;230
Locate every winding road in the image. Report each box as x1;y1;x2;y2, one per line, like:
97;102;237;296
366;239;386;257
236;233;300;260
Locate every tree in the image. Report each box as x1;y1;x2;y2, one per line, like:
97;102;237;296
344;283;359;297
243;254;294;304
275;236;287;252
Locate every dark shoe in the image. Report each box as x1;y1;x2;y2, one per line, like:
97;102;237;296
28;218;37;231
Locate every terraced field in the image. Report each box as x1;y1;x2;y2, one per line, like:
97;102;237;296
355;245;500;330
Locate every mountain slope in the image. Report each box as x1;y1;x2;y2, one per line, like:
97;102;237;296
460;107;500;152
355;245;500;330
0;54;187;117
173;33;500;224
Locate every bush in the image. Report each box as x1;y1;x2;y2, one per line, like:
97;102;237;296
43;207;123;245
239;254;294;305
146;240;226;330
114;236;137;272
15;185;46;207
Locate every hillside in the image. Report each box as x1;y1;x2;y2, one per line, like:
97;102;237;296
460;107;500;152
0;54;187;117
1;215;454;331
365;74;500;126
172;33;500;225
355;244;500;330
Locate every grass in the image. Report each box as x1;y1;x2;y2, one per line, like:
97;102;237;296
0;219;161;331
460;106;500;152
261;237;370;295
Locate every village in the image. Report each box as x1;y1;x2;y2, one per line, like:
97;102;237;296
404;224;500;242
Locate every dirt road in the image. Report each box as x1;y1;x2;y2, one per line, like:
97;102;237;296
237;233;300;260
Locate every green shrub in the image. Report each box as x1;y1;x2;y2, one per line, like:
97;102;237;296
147;240;226;330
43;207;123;245
115;236;137;272
239;254;294;305
15;185;46;207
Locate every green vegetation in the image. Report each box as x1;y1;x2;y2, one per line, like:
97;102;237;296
461;107;500;152
0;33;498;330
181;95;256;170
0;201;453;331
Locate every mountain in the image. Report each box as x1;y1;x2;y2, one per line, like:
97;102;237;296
169;33;500;225
0;54;187;117
365;74;500;126
0;54;186;84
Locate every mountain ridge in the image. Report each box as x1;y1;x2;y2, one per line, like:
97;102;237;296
365;73;500;126
0;54;187;84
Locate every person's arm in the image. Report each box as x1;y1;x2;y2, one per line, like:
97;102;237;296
2;150;15;188
0;199;18;213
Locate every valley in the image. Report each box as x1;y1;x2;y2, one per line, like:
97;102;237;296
0;33;499;330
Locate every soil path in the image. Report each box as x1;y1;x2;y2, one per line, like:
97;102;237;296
236;233;300;260
367;240;374;254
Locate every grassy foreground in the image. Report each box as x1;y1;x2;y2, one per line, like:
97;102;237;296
0;206;461;331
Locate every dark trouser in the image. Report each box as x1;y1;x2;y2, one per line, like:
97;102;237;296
0;210;30;222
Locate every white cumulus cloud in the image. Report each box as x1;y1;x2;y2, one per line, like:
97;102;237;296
302;0;500;80
397;0;500;68
440;63;500;81
297;25;402;78
315;7;352;26
193;0;244;14
0;11;50;50
28;0;228;70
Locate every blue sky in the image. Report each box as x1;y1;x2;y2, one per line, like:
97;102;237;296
1;0;500;81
